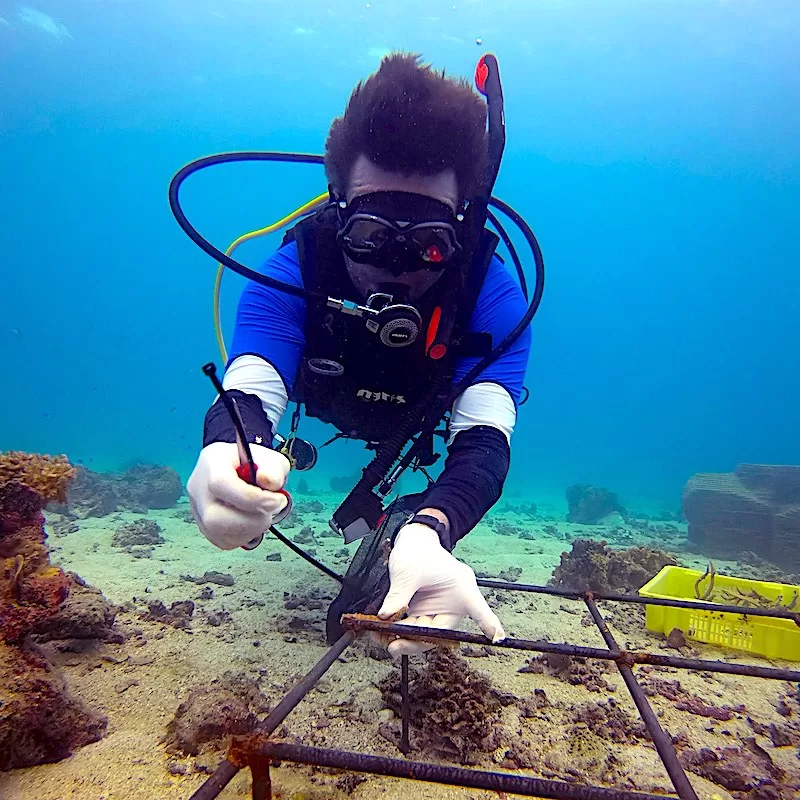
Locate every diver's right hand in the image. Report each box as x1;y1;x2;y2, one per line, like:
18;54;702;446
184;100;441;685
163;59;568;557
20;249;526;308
187;442;291;550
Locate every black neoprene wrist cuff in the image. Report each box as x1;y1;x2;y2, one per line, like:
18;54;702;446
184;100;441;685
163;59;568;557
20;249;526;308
409;513;450;550
202;390;275;449
415;425;510;550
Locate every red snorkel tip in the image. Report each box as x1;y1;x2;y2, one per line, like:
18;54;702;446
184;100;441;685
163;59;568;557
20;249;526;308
475;55;490;96
425;244;444;263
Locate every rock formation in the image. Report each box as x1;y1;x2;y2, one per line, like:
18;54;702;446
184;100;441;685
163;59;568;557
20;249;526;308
683;464;800;569
0;451;113;770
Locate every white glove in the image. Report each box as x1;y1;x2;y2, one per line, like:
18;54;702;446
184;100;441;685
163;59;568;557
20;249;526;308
187;442;290;550
377;522;506;658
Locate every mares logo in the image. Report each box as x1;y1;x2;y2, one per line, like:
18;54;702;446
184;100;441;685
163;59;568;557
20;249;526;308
357;389;407;404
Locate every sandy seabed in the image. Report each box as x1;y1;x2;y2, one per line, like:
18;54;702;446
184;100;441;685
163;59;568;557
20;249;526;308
1;494;797;800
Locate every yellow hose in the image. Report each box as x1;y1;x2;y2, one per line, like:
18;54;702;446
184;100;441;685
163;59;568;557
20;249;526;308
214;192;329;362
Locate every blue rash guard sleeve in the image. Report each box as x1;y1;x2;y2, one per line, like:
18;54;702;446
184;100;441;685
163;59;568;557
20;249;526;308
226;242;308;393
455;254;531;403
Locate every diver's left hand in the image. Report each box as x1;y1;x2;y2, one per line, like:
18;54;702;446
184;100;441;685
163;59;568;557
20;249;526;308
377;522;506;658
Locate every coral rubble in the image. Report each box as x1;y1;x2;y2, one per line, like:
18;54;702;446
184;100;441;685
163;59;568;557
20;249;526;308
0;451;110;770
549;538;678;594
519;649;615;693
565;483;626;525
683;463;800;568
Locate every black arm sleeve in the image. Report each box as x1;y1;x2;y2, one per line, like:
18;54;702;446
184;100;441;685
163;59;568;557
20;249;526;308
202;390;275;448
414;424;511;550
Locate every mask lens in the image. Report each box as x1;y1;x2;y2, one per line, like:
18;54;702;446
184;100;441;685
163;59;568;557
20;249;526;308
410;226;457;264
341;217;392;256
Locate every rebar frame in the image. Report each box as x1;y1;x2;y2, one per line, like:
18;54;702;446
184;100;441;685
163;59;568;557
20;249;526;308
187;579;800;800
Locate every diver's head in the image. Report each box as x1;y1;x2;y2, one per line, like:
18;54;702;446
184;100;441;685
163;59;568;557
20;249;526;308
337;158;463;301
324;53;488;300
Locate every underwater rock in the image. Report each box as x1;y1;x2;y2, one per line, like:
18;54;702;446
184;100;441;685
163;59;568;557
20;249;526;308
570;697;648;743
0;644;107;770
666;627;687;649
493;520;520;536
379;648;505;765
565;483;627;525
180;571;235;587
549;538;677;594
735;550;791;584
50;516;80;537
112;518;164;550
330;471;361;494
0;452;110;769
640;673;744;720
265;552;282;561
165;672;271;756
296;499;324;514
283;588;328;611
295;477;310;494
498;565;523;582
32;573;121;643
519;649;615;693
679;738;791;797
203;609;232;627
683;463;800;568
501;501;538;517
747;717;800;748
116;464;183;510
293;525;316;544
141;599;194;629
49;463;183;518
51;466;117;518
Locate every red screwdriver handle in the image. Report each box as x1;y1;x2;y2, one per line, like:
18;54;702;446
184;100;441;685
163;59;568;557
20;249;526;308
237;459;293;550
236;462;257;483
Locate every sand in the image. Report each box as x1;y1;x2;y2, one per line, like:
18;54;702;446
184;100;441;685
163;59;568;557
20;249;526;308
1;495;797;800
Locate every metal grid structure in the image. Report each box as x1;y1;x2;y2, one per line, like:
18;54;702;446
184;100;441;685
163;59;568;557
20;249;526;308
188;578;800;800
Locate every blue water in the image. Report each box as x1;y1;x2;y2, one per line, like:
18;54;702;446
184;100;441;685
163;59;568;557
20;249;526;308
2;1;798;514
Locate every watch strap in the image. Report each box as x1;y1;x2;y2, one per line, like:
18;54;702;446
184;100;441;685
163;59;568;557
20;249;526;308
408;513;450;549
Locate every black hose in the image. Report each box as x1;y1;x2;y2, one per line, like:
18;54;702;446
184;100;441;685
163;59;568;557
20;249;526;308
169;152;328;301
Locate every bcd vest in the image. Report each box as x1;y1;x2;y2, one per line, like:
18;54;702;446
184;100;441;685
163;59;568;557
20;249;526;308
287;206;498;444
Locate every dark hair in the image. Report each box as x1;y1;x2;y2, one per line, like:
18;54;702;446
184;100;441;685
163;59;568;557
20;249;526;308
325;52;488;202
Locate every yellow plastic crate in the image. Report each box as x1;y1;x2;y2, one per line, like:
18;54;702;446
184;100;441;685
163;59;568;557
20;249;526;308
639;565;800;661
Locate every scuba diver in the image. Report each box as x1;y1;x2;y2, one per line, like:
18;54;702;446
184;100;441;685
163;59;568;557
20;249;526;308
178;52;541;657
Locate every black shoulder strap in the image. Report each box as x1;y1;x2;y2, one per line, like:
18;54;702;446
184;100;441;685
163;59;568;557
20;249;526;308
426;228;499;360
287;205;341;294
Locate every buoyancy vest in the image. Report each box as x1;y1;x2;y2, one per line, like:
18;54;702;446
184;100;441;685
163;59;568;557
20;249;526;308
287;205;498;445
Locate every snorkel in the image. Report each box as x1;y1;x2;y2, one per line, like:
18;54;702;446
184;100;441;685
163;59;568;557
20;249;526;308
168;54;545;542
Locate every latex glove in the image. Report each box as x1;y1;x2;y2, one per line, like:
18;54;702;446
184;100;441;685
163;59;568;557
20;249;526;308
187;442;290;550
377;522;505;658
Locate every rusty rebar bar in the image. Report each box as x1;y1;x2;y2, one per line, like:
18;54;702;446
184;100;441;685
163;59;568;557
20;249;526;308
249;740;680;800
188;631;356;800
476;579;800;624
400;654;410;755
584;596;699;800
341;616;800;682
250;760;271;800
188;760;239;800
259;630;356;736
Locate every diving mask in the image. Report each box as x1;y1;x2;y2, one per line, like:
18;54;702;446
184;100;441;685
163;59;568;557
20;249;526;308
336;191;462;274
